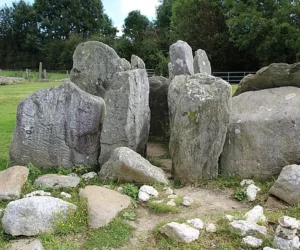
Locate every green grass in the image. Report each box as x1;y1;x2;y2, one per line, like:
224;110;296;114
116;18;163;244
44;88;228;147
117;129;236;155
0;81;61;170
232;84;238;95
0;70;68;81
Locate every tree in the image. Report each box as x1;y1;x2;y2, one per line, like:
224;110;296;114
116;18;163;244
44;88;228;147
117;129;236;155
0;5;13;68
225;0;300;66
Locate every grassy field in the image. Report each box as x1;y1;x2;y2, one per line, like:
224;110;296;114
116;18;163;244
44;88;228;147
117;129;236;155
0;81;61;170
1;70;68;81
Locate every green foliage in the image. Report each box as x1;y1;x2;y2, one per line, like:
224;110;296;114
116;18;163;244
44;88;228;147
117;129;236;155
121;210;136;221
82;218;133;249
27;163;42;178
233;187;248;201
121;183;139;200
148;201;179;214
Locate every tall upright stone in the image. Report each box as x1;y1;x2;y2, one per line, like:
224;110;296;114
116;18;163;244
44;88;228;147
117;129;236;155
131;55;146;69
99;69;150;165
70;41;125;97
168;74;231;183
10;80;106;169
194;49;211;75
170;40;194;76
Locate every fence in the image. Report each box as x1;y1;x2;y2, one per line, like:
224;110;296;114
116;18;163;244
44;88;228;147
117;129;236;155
213;71;256;84
146;69;155;77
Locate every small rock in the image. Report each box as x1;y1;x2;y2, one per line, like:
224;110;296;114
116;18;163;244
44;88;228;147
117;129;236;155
0;166;29;200
34;174;80;189
168;194;178;199
164;187;174;195
80;186;131;229
116;187;124;193
60;192;71;199
278;216;299;229
24;190;51;198
246;184;261;201
206;223;217;233
242;236;263;248
167;199;176;207
82;172;97;180
138;191;150;202
274;235;300;250
152;200;164;204
245;205;266;224
263;248;279;250
230;220;267;236
182;196;194;207
225;214;235;222
140;185;158;197
186;218;204;230
275;225;297;240
9;239;44;250
160;222;199;243
240;179;255;186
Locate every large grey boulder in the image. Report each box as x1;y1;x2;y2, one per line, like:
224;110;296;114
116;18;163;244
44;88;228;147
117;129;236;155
269;165;300;205
9;80;105;169
34;174;81;189
131;54;145;69
220;87;300;180
149;76;170;136
99;69;150;165
80;186;131;229
99;147;169;184
193;49;211;75
170;40;194;76
168;74;231;183
0;166;29;200
70;41;125;97
2;197;77;236
234;63;300;96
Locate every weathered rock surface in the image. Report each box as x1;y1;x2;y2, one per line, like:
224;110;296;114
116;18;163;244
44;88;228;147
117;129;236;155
9;80;105;169
229;220;267;236
193;49;211;75
99;147;168;184
168;62;174;80
170;40;194;76
274;235;300;250
186;218;204;230
168;74;231;183
246;184;261;201
0;166;29;200
278;216;299;229
34;174;80;189
70;41;125;97
9;239;44;250
149;76;170;136
99;69;150;165
269;165;300;205
245;205;266;224
275;225;297;240
121;58;131;71
234;63;300;96
2;197;77;236
220;87;300;180
160;222;199;243
80;186;131;229
131;55;145;69
82;172;98;180
0;76;26;85
138;185;159;202
242;236;263;248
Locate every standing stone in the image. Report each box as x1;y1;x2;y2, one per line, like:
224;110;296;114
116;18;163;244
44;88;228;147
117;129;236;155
99;69;150;165
79;186;131;229
193;49;211;75
170;40;194;76
9;80;106;169
0;166;29;200
38;62;42;81
131;55;146;69
121;58;131;71
149;76;170;136
2;197;77;236
220;87;300;180
168;74;231;183
234;62;300;96
70;41;125;97
269;165;300;205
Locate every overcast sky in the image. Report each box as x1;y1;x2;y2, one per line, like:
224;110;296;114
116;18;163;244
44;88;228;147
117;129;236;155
0;0;161;32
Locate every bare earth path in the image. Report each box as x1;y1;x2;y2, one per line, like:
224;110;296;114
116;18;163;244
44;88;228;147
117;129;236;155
118;142;249;250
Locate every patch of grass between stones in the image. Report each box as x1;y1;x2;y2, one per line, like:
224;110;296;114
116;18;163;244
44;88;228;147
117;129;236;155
82;218;134;250
148;201;180;214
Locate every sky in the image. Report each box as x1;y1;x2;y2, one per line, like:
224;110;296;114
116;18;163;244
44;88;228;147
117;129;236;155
0;0;161;33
